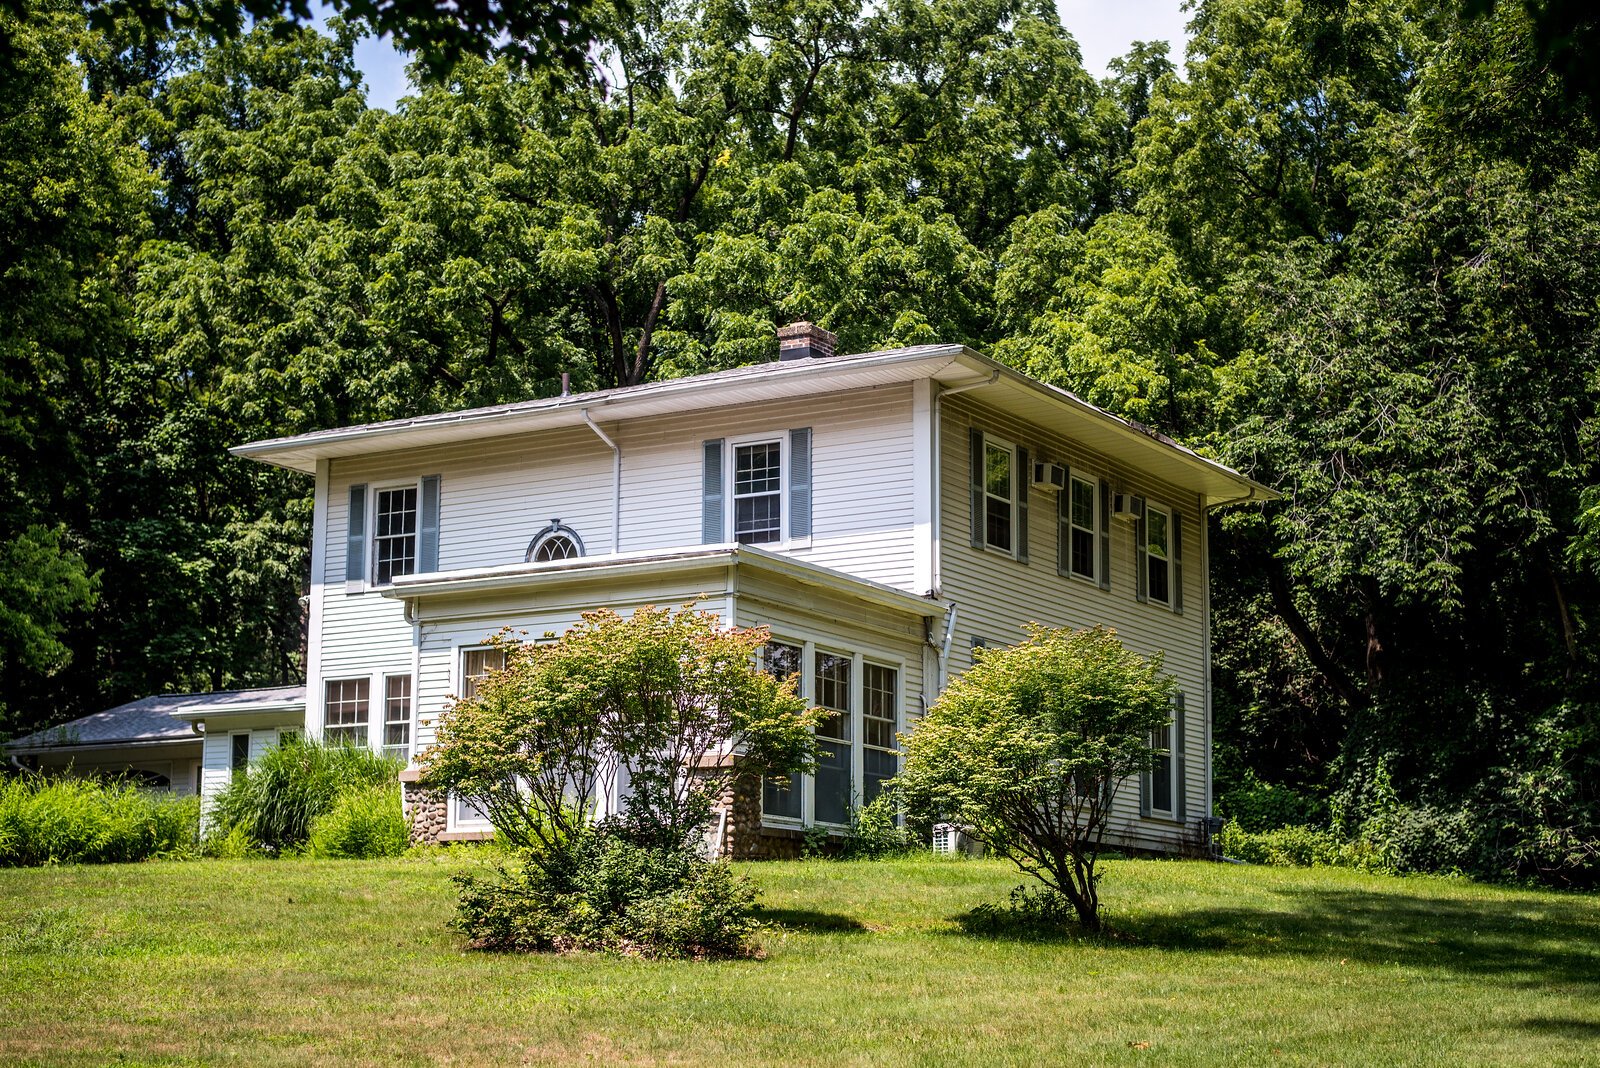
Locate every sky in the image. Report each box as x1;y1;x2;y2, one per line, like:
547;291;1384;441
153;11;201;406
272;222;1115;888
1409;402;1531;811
334;2;1195;112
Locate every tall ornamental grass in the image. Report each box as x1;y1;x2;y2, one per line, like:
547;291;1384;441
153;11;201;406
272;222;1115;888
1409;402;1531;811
0;776;200;866
207;738;401;855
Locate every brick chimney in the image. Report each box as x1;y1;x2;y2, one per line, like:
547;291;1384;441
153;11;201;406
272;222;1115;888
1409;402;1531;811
777;321;838;361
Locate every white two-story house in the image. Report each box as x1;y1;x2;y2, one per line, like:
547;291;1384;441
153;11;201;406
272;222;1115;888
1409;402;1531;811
12;323;1270;857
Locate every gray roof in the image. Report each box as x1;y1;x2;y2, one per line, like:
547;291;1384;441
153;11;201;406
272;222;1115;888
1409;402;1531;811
6;685;306;751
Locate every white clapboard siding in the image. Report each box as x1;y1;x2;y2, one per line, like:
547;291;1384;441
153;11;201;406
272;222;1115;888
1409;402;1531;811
939;395;1208;851
616;383;918;587
410;575;736;754
316;383;920;747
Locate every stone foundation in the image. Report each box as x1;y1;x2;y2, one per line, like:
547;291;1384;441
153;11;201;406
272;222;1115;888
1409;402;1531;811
715;768;820;860
402;779;448;846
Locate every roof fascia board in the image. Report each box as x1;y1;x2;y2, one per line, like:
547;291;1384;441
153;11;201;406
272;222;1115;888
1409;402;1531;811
232;347;968;473
944;349;1278;505
166;700;308;722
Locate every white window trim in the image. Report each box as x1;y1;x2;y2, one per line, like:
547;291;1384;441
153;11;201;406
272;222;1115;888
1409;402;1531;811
380;672;413;762
982;434;1019;558
1145;500;1173;608
319;674;377;750
369;479;423;589
756;631;906;832
1149;712;1178;818
228;730;252;774
1065;471;1101;584
453;641;508;705
725;433;790;547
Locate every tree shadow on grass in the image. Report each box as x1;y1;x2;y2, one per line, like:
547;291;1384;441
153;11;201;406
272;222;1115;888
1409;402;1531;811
951;884;1600;990
755;908;869;934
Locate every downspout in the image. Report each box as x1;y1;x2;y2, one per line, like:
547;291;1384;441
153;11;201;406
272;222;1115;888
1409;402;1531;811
929;370;999;597
583;409;622;554
937;603;960;692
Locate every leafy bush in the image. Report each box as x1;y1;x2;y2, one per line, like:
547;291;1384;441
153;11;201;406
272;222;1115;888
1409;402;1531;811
453;828;759;958
960;883;1080;937
0;775;200;866
837;794;920;859
897;624;1176;930
1215;821;1351;868
1215;772;1326;833
207;738;400;855
306;782;408;859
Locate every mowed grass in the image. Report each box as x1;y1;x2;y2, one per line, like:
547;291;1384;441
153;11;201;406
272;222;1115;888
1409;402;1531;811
2;854;1598;1067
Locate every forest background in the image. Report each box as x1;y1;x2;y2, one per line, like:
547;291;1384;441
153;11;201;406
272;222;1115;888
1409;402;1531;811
3;0;1597;883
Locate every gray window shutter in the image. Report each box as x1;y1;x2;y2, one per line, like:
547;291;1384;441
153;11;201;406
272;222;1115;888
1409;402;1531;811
1097;480;1112;591
789;428;812;540
418;475;441;573
345;484;367;584
1134;496;1148;603
1056;463;1072;577
1139;755;1152;818
1174;692;1187;821
702;440;724;544
969;427;984;549
1171;510;1184;615
1015;447;1029;564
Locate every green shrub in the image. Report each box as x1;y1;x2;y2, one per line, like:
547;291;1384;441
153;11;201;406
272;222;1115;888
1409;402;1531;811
960;883;1079;937
0;775;200;866
1215;821;1350;868
307;782;408;859
837;794;920;859
207;738;400;855
452;829;760;958
1215;772;1327;833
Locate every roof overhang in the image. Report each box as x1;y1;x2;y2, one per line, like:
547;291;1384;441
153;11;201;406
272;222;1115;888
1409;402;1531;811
231;346;971;475
166;698;307;724
6;736;202;757
383;543;949;620
231;343;1275;508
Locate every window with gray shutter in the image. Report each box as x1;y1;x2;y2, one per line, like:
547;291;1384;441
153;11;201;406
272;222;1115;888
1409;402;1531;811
968;428;985;549
788;427;812;540
1133;496;1148;603
1015;447;1029;564
1097;481;1112;590
1174;691;1187;821
701;439;724;543
418;474;441;573
1171;510;1184;615
345;484;367;586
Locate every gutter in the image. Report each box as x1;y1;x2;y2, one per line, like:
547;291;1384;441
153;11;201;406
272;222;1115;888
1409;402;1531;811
582;409;623;554
4;737;205;756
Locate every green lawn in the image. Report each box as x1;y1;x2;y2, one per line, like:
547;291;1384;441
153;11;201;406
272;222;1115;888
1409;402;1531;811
2;854;1597;1066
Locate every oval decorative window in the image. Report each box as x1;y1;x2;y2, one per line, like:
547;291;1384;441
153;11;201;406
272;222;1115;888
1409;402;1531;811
525;520;585;563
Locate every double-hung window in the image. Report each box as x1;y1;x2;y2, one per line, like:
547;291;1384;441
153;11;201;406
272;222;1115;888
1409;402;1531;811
733;441;783;544
1067;475;1098;581
1145;503;1172;606
983;440;1015;552
1149;715;1175;816
373;486;418;585
382;674;412;761
461;647;507;701
323;678;370;745
760;642;805;821
862;663;898;805
812;651;853;825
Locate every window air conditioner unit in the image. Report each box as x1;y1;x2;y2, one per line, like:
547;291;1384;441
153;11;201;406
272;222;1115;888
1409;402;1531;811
1031;461;1066;490
1113;493;1143;521
932;823;983;856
